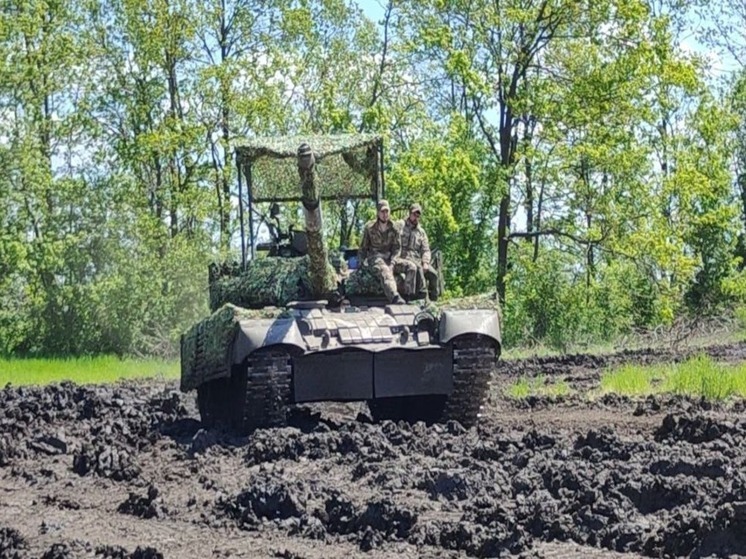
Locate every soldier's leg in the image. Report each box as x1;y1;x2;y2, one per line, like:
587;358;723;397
406;262;426;298
394;259;419;297
371;257;399;302
402;260;425;300
425;267;440;300
392;260;406;295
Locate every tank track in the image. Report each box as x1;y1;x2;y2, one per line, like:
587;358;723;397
441;334;498;427
238;348;293;433
195;348;292;433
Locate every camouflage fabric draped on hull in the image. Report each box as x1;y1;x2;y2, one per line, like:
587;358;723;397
180;303;290;391
209;256;337;312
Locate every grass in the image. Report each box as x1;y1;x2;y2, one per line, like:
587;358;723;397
504;355;746;402
599;364;661;396
599;354;746;400
505;375;572;399
0;356;180;387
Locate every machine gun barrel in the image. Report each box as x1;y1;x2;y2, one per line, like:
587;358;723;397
297;143;330;298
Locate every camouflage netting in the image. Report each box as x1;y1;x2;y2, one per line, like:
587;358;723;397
426;293;503;320
181;304;293;392
344;266;387;297
209;256;338;312
234;134;381;202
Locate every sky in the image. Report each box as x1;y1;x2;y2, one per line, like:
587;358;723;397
357;0;386;23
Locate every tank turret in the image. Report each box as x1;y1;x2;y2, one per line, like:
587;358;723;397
207;135;381;311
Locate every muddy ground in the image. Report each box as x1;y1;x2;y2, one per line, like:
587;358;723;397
3;343;746;558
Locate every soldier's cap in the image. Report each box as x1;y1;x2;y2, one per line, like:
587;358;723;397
377;199;390;211
409;203;422;214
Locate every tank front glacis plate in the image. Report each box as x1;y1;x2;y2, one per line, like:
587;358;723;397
293;303;433;352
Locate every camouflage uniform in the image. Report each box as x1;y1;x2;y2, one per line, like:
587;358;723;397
359;200;416;302
399;203;440;300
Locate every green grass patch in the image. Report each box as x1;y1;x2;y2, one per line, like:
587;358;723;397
601;354;746;400
661;355;741;400
600;364;660;396
505;375;572;399
0;356;179;386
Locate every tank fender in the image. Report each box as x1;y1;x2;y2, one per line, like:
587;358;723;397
232;318;306;364
438;309;501;346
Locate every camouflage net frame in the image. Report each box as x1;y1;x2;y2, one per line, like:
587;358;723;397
235;133;383;202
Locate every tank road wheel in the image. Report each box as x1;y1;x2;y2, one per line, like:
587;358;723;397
441;334;498;428
230;347;293;434
196;377;233;428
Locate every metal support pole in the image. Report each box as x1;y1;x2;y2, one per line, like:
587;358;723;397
379;140;386;199
247;163;255;261
237;155;246;267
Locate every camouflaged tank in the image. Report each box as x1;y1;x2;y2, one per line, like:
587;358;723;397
180;134;502;432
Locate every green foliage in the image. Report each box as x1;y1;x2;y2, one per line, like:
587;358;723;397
678;95;741;313
734;305;746;331
503;241;671;351
0;0;744;358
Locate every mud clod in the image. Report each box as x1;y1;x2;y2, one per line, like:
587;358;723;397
93;545;164;559
654;413;744;443
40;543;78;559
73;443;141;481
117;485;168;519
218;475;308;527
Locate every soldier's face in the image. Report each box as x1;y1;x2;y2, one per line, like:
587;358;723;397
378;209;390;222
409;211;421;223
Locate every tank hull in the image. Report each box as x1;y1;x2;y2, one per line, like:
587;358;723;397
181;301;501;431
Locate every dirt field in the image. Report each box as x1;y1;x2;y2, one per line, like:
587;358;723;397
3;343;746;558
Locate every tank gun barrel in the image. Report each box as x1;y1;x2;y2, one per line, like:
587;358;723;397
297;143;330;297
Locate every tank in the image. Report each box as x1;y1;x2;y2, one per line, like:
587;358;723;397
180;134;502;432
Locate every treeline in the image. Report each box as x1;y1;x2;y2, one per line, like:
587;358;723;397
1;0;746;357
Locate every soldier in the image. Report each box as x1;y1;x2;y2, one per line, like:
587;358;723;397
399;203;439;300
358;199;415;304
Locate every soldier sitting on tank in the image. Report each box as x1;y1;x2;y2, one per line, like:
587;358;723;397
358;199;416;304
398;203;440;301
